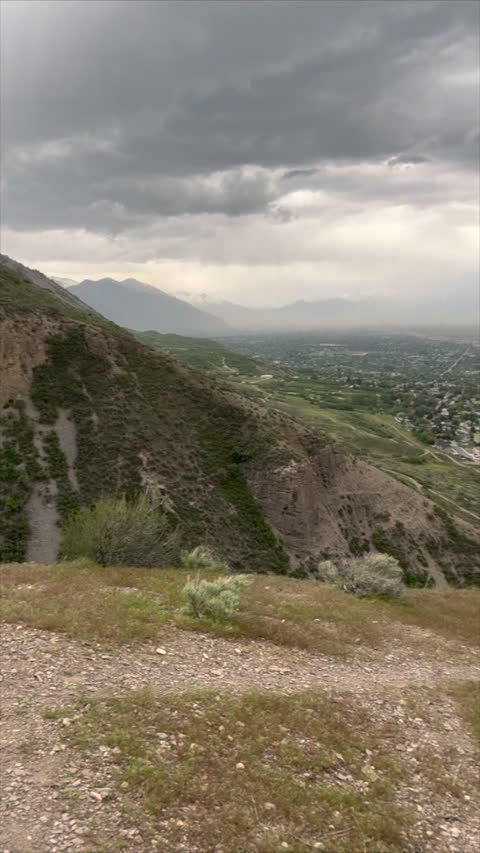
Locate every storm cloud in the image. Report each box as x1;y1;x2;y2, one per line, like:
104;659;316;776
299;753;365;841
0;0;478;307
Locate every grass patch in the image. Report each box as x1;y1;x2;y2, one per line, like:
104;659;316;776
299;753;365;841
53;687;412;853
384;588;480;647
1;562;479;654
449;680;480;747
0;562;175;644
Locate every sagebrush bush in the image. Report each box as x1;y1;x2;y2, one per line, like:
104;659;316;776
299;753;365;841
180;546;226;572
316;553;404;599
61;494;180;567
182;575;249;620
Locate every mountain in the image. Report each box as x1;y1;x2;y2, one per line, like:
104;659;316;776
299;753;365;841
182;296;370;330
176;294;273;330
53;276;79;288
182;295;475;330
69;277;229;335
1;256;478;585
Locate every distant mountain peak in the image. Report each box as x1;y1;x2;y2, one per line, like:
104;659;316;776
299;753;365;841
69;277;229;335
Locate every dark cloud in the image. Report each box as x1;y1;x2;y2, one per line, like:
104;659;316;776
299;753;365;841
283;169;320;180
0;0;478;232
388;154;431;166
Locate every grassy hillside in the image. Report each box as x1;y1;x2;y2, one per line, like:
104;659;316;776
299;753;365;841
131;334;479;527
133;330;260;375
2;560;479;651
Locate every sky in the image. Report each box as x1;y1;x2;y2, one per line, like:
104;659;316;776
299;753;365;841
0;0;479;310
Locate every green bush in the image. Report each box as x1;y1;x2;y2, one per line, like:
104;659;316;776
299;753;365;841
316;553;404;599
182;575;249;620
61;494;180;567
180;546;226;572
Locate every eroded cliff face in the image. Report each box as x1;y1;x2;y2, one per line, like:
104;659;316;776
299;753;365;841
248;446;478;585
0;316;50;409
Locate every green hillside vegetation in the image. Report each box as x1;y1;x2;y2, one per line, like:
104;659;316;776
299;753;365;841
133;330;260;376
0;262;297;572
128;334;479;527
0;264;97;323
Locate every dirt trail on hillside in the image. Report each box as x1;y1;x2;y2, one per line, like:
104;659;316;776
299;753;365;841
1;623;479;853
1;623;479;700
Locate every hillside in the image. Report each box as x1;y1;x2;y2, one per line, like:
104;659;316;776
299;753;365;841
1;257;479;585
0;254;94;314
133;330;260;375
69;277;229;335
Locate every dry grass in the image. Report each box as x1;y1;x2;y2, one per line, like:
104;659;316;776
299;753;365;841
386;588;480;647
0;561;479;655
448;680;480;747
50;688;412;853
0;562;174;643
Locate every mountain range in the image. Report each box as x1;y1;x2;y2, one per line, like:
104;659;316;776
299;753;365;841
59;276;476;334
68;278;229;335
179;294;477;330
1;253;479;585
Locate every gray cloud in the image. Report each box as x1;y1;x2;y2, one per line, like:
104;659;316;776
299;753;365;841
388;154;431;166
0;0;478;307
283;169;320;181
2;0;478;226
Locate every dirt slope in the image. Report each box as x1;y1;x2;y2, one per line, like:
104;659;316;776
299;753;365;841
1;258;479;584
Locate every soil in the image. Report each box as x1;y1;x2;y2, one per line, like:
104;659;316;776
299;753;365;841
0;622;479;853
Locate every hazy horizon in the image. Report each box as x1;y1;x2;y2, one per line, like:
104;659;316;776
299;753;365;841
46;271;477;329
1;1;479;314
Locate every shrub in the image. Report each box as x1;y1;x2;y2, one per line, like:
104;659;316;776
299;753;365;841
316;553;404;599
61;494;180;567
182;575;249;621
180;546;226;572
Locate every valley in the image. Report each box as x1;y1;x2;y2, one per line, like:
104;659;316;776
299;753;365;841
1;256;479;853
138;328;480;524
4;256;478;585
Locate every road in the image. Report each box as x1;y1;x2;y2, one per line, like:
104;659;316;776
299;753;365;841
441;345;471;376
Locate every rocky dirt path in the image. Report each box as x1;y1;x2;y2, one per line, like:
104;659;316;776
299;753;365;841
1;622;479;853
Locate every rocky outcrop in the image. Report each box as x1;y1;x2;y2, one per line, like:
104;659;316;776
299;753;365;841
0;317;50;409
249;447;454;584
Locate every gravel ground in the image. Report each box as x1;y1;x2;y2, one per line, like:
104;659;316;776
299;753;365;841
1;622;479;853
